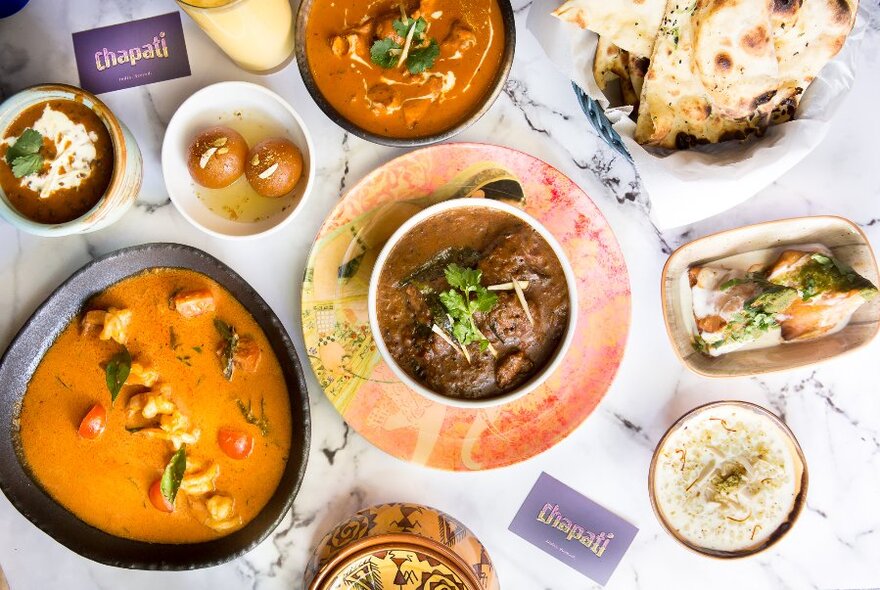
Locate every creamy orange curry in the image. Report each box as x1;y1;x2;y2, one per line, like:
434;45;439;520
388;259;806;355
305;0;506;138
17;269;292;543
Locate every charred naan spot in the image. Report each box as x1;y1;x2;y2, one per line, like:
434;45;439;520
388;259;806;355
715;52;732;72
719;129;748;142
774;97;798;122
632;56;650;77
675;132;710;150
772;0;802;16
752;89;777;109
830;0;852;25
740;26;769;54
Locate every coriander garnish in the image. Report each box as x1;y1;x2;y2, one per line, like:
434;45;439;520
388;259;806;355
4;128;44;178
438;263;498;353
370;14;440;74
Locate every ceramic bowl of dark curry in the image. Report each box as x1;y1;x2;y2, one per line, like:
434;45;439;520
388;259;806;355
0;84;142;236
0;243;310;569
295;0;515;147
368;198;578;408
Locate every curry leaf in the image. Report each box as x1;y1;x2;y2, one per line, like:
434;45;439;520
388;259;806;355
105;346;132;404
236;398;269;437
396;246;481;287
160;445;187;505
214;319;238;381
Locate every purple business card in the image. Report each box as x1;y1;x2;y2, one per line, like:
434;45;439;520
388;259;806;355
509;472;638;586
72;12;191;94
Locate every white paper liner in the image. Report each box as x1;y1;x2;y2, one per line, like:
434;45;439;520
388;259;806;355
527;0;866;229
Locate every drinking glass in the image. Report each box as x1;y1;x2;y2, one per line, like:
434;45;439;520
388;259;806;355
177;0;296;73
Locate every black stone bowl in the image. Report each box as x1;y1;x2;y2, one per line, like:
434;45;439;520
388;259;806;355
295;0;516;147
0;243;310;570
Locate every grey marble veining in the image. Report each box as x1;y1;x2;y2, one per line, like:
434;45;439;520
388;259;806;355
0;0;879;588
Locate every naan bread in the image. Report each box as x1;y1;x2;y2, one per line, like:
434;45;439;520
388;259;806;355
592;36;640;106
635;0;802;148
592;36;628;91
592;37;648;112
557;0;858;149
553;0;665;56
771;0;857;102
627;53;649;102
691;0;782;118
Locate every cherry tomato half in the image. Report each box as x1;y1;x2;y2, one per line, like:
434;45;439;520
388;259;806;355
217;427;254;460
148;480;174;513
78;403;107;440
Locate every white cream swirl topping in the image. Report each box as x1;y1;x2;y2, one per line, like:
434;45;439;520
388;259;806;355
8;105;100;198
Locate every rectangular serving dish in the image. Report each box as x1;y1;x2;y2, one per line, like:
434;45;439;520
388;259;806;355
662;216;880;377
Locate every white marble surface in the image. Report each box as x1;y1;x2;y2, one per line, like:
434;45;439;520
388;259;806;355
1;1;879;588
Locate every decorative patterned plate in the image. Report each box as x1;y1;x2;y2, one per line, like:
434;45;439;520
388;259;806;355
301;143;630;470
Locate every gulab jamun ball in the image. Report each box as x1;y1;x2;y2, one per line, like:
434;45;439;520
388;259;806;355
186;126;248;189
244;137;303;198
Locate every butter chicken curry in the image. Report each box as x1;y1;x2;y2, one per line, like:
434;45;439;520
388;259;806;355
17;269;292;543
305;0;506;138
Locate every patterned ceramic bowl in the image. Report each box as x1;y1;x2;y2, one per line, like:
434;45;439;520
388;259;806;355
304;503;499;590
0;84;142;236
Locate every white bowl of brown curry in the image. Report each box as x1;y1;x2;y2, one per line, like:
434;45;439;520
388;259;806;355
296;0;515;146
369;198;578;408
0;84;142;236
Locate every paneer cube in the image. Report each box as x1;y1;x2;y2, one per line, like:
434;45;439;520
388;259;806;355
172;289;216;318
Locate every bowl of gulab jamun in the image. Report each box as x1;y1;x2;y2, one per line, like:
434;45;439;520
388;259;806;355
161;82;314;239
